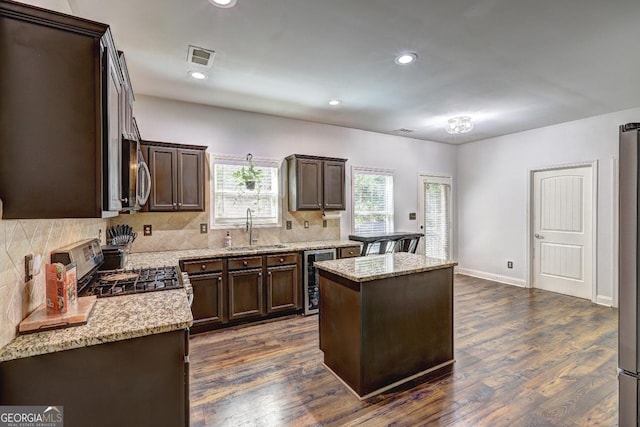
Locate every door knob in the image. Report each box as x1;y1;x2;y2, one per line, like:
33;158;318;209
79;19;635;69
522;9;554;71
534;233;544;239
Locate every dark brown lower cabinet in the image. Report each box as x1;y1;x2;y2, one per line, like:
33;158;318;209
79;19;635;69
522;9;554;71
267;264;299;313
228;268;264;321
184;252;303;333
190;272;225;327
0;329;189;427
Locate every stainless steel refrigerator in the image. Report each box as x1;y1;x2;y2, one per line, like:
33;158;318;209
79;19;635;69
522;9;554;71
619;122;640;426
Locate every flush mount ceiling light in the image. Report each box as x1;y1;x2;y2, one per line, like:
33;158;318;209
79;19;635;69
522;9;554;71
208;0;237;8
395;52;417;65
445;116;474;134
188;70;207;80
328;99;342;106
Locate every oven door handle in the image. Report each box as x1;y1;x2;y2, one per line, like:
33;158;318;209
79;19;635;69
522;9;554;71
138;160;151;206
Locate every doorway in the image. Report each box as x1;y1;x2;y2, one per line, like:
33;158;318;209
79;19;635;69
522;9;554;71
530;164;595;300
417;174;452;259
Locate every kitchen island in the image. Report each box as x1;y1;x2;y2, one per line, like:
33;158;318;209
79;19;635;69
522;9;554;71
315;252;457;399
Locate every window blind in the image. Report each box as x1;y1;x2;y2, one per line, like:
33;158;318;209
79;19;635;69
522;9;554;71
213;158;280;227
352;168;394;234
423;181;451;259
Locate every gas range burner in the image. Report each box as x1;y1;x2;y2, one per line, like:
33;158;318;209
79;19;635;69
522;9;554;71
81;266;181;298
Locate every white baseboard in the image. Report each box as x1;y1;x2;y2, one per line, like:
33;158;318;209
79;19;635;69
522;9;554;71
455;267;527;288
596;295;614;307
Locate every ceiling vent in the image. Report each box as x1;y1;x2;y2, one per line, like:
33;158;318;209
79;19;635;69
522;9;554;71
394;128;415;134
187;45;215;68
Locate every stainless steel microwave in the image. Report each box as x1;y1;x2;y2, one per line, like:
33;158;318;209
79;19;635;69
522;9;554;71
121;136;150;211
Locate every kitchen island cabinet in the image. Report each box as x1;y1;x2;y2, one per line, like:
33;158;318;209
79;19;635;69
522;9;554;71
315;253;457;399
0;290;193;427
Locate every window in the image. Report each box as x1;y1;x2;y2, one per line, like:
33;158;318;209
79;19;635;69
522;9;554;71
420;175;452;259
352;167;394;234
212;157;280;227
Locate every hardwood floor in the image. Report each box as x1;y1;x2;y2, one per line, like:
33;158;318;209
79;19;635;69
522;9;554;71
189;274;618;426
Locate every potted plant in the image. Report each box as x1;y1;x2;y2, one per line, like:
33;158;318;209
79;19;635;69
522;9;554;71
232;163;263;190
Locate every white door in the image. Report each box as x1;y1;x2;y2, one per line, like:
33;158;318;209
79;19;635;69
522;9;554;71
532;166;593;299
417;175;452;259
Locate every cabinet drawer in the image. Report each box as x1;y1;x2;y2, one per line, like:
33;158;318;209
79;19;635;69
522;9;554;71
182;259;223;274
339;246;361;258
228;256;263;270
266;253;298;266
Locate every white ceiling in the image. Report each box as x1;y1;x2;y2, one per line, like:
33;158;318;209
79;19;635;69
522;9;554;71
66;0;640;144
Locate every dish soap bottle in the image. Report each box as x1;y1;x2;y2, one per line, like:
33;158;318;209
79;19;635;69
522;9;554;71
224;231;232;247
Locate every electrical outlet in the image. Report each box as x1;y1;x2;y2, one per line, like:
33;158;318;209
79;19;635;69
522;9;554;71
304;221;309;229
507;261;513;269
409;212;416;220
143;225;152;236
323;219;327;228
286;221;292;230
200;223;208;234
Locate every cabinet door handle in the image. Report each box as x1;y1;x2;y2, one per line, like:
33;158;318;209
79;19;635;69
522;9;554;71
217;277;222;283
268;271;272;276
279;258;284;263
243;261;248;266
258;272;262;277
201;264;206;270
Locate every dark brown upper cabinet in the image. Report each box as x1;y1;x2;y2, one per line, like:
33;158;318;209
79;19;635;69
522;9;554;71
141;141;206;212
0;1;125;219
287;155;347;211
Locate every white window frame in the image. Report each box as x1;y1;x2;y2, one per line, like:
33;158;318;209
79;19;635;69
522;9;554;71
417;173;453;259
210;155;282;228
351;166;395;234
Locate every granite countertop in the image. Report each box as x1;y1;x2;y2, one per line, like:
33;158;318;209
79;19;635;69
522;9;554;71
0;289;193;362
314;252;458;282
126;240;361;267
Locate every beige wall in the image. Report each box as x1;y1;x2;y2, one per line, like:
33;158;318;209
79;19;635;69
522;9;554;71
0;201;106;348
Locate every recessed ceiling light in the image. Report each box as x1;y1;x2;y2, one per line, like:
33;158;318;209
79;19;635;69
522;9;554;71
328;99;342;106
446;116;474;134
188;70;207;80
208;0;237;8
395;52;417;65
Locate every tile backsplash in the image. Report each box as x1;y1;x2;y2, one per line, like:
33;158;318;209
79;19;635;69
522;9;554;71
0;199;340;349
113;205;341;253
0;209;106;348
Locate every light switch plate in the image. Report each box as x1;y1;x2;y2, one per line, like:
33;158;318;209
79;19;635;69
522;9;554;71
507;261;513;269
286;221;292;230
143;225;152;236
304;221;309;229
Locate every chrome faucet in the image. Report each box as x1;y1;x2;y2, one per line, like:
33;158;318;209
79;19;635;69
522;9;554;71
246;208;254;246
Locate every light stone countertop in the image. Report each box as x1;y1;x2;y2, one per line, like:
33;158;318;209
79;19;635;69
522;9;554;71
126;240;362;267
0;239;359;362
0;289;192;362
314;252;458;282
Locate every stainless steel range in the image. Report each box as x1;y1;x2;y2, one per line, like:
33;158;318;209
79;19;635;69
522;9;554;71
51;239;191;302
81;266;181;297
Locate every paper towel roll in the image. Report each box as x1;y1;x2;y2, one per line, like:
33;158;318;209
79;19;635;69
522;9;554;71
322;211;342;219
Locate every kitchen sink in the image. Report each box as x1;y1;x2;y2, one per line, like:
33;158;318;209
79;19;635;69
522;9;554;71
224;244;288;251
